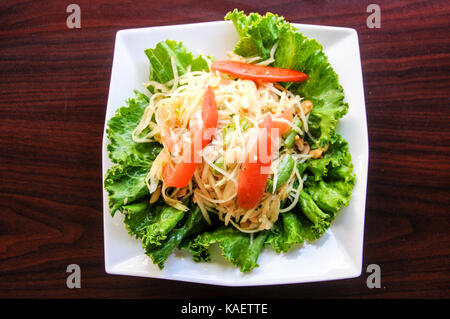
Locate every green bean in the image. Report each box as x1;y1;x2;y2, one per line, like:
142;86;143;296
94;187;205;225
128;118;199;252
283;118;302;148
284;131;297;149
265;155;295;194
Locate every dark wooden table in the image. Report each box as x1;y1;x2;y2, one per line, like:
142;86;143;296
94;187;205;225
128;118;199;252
1;0;449;299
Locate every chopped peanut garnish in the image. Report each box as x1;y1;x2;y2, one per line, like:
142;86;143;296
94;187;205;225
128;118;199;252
294;136;310;154
309;149;324;159
294;136;304;151
300;100;313;115
309;145;329;159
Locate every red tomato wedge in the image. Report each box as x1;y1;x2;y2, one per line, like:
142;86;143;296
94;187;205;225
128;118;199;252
272;107;293;136
211;60;309;83
237;115;275;210
162;143;198;188
200;86;219;147
162;86;218;188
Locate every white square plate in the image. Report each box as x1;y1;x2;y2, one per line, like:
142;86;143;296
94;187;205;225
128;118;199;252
102;20;368;286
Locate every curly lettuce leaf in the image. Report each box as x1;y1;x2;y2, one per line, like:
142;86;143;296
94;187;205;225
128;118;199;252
225;9;348;147
225;10;287;60
297;191;331;240
106;91;162;166
146;206;209;269
295;134;355;240
123;200;185;246
145;39;210;92
186;226;268;272
104;164;151;215
104;91;161;216
298;133;354;181
265;212;304;253
303;137;355;220
140;205;185;247
308;179;354;214
123;201;208;268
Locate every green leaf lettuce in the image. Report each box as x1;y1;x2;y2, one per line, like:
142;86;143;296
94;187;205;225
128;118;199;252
185;226;268;272
145;39;210;92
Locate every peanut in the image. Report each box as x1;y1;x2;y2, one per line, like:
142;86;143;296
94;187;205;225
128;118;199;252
300;100;313;115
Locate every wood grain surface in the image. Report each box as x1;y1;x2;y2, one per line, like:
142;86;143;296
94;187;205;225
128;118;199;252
0;0;449;299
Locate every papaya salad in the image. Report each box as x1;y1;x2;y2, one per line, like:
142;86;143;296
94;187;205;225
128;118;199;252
104;10;355;272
